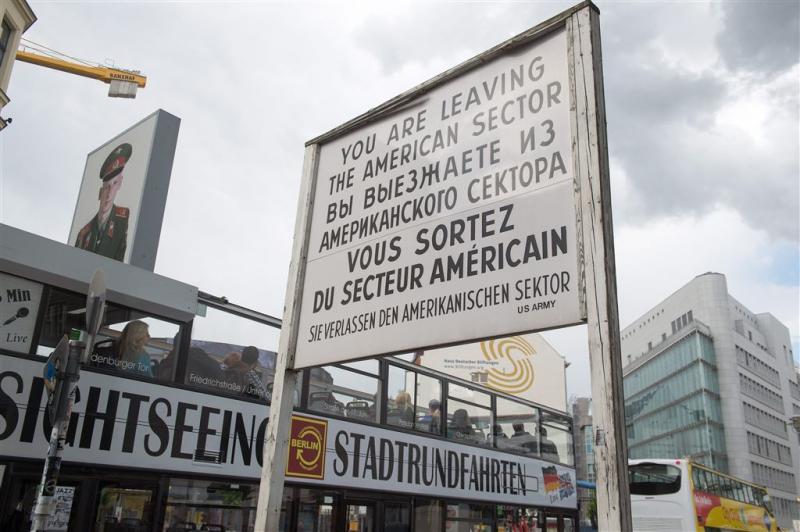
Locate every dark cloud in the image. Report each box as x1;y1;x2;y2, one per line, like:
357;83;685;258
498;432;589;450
716;1;800;77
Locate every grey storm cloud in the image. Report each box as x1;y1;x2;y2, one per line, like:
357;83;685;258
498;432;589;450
354;2;798;245
716;1;800;77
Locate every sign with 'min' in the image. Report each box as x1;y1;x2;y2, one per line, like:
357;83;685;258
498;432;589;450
295;27;584;368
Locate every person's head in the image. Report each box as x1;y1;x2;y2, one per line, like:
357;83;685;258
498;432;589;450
512;423;525;433
241;346;260;368
98;143;131;215
119;320;149;360
396;391;411;408
453;408;470;426
98;173;123;215
540;427;548;438
429;399;441;412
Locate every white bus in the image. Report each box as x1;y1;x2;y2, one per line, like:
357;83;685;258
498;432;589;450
629;458;778;532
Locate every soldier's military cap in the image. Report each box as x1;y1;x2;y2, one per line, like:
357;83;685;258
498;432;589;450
100;143;133;181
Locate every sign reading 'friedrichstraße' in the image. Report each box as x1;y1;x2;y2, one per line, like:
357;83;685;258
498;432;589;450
295;28;583;368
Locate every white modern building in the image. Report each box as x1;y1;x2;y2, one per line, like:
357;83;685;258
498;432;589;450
621;272;800;529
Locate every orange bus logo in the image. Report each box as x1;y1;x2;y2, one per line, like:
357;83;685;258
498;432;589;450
286;415;327;479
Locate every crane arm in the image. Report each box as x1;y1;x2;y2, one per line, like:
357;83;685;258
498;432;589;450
16;50;147;88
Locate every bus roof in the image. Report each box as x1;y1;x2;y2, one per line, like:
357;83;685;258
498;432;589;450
629;458;770;493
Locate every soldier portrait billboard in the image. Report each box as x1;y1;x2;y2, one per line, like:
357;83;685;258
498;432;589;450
68;109;180;270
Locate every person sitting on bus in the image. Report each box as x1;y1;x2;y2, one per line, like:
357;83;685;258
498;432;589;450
118;321;153;377
490;424;511;449
509;423;538;454
539;427;560;463
392;391;415;428
449;409;476;442
428;399;442;434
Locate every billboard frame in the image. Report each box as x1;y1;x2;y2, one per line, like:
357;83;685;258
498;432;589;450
256;2;631;531
68;109;180;271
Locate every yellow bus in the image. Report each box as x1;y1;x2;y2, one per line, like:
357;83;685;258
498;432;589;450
629;459;778;532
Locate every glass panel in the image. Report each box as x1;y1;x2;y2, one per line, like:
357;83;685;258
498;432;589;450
96;487;153;532
164;478;269;532
541;411;572;465
447;398;491;446
386;365;416;430
448;382;490;407
629;463;682;495
36;285;181;383
497;506;538;531
307;365;378;422
186;306;280;401
384;502;411;532
415;373;442;435
101;317;180;379
297;489;334;532
495;397;539;456
341;359;379;374
446;502;493;520
414;500;443;532
345;504;375;532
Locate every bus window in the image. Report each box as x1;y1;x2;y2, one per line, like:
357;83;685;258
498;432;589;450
742;484;754;505
629;463;682;495
691;467;703;491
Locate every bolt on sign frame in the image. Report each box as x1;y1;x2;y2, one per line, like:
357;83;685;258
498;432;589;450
256;2;631;531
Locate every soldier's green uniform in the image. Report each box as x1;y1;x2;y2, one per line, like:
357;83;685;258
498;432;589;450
74;205;129;261
73;142;132;262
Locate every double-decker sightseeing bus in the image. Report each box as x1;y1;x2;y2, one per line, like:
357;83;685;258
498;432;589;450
0;225;578;531
629;458;778;532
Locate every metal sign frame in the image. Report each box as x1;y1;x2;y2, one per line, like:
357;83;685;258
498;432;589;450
256;2;631;530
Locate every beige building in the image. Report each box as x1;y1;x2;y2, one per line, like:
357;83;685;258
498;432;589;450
0;0;36;130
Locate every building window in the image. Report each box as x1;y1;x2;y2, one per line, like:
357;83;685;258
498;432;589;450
0;19;13;70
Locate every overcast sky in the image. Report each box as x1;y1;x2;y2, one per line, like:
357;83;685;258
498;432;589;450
1;1;797;399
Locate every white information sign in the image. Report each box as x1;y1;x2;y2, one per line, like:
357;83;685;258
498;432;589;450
296;28;583;368
0;272;43;353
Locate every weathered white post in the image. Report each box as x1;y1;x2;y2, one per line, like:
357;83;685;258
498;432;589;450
254;144;319;531
568;6;632;531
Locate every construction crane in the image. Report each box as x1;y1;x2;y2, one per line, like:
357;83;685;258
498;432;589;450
16;38;147;99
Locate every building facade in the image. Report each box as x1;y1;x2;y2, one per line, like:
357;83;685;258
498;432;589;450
0;0;36;130
571;397;594;529
621;272;800;529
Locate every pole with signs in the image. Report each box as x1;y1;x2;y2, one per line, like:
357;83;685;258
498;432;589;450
567;7;632;530
256;2;630;530
30;270;107;532
254;145;320;531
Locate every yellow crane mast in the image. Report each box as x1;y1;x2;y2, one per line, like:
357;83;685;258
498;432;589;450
16;39;147;98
